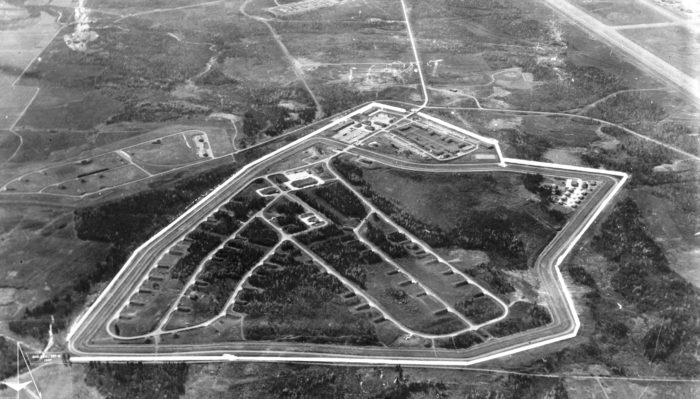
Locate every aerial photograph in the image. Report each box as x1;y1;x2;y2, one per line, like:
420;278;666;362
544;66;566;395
0;0;698;398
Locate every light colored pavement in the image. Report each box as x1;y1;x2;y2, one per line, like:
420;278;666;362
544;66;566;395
65;103;628;366
540;0;700;108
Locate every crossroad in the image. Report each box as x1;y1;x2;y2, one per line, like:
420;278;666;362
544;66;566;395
64;102;628;367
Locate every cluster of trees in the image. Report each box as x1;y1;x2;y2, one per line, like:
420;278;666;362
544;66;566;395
455;296;503;324
384;287;409;305
581;138;675;187
294;190;344;225
192;239;267;314
497;128;552;161
84;362;189;399
454;210;530;268
332;157;538;270
435;332;484;350
13;163;242;342
487;302;552;337
566;265;596;288
587;91;667;126
271;199;307;234
466;263;515;296
108;101;211;124
308;237;381;288
239;218;279;247
522;173;544;193
296;224;344;245
235;249;379;346
222;193;268;221
170;228;224;282
312;182;367;219
509;61;627;112
200;210;241;237
242;105;315;139
364;219;408;258
0;338;23;381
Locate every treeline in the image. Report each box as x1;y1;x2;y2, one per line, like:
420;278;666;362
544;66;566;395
364;216;408;258
332;157;540;269
592;199;699;370
0;337;25;381
581;136;676;187
509;61;627;112
242;105;315;139
455;296;503;324
170;229;224;283
296;224;344;245
302;235;381;289
271;198;307;234
84;362;189;399
435;331;483;350
294;190;344;226
312;182;367;219
587;91;698;156
487;302;551;337
466;263;515;297
190;238;267;316
239;217;279;247
12;163;241;341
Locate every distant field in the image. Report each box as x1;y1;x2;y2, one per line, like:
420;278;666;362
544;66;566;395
0;86;38;129
0;204;110;317
0;11;60;85
17;88;124;131
358;167;541;231
622;25;700;78
5;152;129;192
575;0;671;25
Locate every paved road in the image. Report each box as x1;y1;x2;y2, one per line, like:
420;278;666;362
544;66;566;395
541;0;700;108
67;132;626;366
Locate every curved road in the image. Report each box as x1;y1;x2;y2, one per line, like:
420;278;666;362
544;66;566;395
66;105;627;366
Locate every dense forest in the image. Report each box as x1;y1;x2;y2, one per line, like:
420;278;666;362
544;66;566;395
236;244;379;345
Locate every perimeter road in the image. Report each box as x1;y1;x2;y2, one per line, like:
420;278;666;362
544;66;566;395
66;102;628;367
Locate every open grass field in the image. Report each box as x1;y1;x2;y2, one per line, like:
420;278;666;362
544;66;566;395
0;9;60;86
574;0;671;25
16;88;124;131
622;25;700;80
0;86;38;129
43;164;150;196
359;166;544;231
0;204;110;319
5;152;128;191
361;259;468;335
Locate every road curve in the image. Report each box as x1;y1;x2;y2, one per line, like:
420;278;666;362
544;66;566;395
66;105;628;366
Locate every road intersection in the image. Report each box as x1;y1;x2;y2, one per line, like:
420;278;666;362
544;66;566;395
65;102;628;367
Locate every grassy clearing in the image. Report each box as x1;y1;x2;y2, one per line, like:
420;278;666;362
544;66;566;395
486;301;552;337
576;0;671;25
0;86;38;129
6;152;127;192
346;159;558;271
44;164;149;195
17;88;124;131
